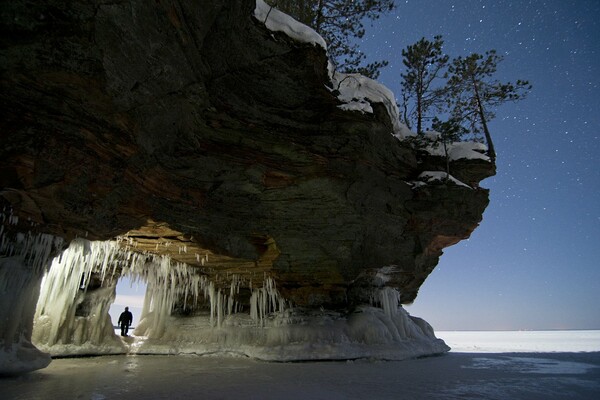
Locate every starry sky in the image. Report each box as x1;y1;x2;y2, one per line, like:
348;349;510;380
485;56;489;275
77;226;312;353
357;0;599;330
112;1;599;331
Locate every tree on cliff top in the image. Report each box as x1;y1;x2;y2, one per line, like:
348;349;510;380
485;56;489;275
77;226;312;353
399;35;449;135
444;50;531;161
265;0;395;79
431;116;467;178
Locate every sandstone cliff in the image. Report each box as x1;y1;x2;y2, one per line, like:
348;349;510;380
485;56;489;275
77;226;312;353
0;0;495;310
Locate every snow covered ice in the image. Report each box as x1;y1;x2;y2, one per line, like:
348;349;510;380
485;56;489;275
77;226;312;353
439;330;600;353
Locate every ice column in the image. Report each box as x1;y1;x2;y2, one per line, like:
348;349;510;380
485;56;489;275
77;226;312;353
29;235;291;352
249;277;286;326
32;239;124;355
0;210;64;374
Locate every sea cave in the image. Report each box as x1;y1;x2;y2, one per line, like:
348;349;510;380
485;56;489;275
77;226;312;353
0;0;494;374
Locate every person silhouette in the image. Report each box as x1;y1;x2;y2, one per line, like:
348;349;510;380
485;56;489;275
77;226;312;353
118;306;133;337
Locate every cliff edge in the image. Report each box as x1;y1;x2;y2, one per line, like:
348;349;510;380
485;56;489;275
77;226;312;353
0;0;494;315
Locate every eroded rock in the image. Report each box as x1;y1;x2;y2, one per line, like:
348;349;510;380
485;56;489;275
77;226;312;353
0;0;494;312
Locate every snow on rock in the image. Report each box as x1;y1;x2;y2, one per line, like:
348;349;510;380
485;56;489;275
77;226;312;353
330;70;406;138
253;0;327;49
418;131;490;161
414;171;472;189
448;141;489;161
253;1;409;139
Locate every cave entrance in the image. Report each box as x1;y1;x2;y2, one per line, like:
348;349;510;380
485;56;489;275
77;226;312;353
30;237;288;357
109;275;147;335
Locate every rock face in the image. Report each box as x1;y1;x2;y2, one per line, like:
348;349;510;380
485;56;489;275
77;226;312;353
0;0;494;312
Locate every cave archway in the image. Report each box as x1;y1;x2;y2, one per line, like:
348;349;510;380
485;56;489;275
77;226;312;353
29;236;287;357
3;230;448;374
109;276;147;336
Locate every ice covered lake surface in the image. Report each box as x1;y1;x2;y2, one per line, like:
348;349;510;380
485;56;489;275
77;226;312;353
439;329;600;353
3;331;600;400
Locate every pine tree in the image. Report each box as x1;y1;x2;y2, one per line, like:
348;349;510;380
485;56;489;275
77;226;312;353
445;50;531;161
265;0;395;79
399;35;449;135
431;117;467;178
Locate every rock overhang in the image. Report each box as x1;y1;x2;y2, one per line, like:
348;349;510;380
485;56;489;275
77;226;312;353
0;0;495;309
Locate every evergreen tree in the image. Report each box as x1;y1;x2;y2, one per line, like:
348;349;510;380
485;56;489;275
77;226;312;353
445;50;531;161
265;0;395;79
431;117;467;178
399;35;449;134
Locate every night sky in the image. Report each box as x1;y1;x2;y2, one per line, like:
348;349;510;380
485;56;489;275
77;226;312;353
112;1;599;331
358;0;599;330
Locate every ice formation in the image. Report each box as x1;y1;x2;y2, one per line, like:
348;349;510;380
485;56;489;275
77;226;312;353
25;235;448;361
32;239;125;356
29;238;293;357
131;302;448;361
3;212;447;369
0;210;64;374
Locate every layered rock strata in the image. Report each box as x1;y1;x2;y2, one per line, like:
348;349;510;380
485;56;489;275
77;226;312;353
0;0;495;371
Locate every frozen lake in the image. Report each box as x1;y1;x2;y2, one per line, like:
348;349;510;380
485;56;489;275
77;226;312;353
439;330;600;353
2;331;600;399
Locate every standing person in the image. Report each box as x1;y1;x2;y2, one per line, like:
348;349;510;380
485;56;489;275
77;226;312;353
118;306;133;337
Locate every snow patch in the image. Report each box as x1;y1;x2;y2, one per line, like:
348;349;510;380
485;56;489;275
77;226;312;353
448;141;489;161
330;70;407;138
252;2;410;139
253;0;326;49
413;131;490;161
414;171;472;188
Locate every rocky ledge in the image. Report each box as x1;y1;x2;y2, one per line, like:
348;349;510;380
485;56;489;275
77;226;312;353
0;0;494;310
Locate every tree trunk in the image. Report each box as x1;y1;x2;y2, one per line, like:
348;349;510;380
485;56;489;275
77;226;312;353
402;95;412;131
472;81;496;161
443;140;450;179
417;69;424;134
315;0;324;33
417;94;422;134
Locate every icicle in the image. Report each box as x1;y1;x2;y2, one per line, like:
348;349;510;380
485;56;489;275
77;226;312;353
23;231;295;354
249;277;286;326
370;287;401;318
